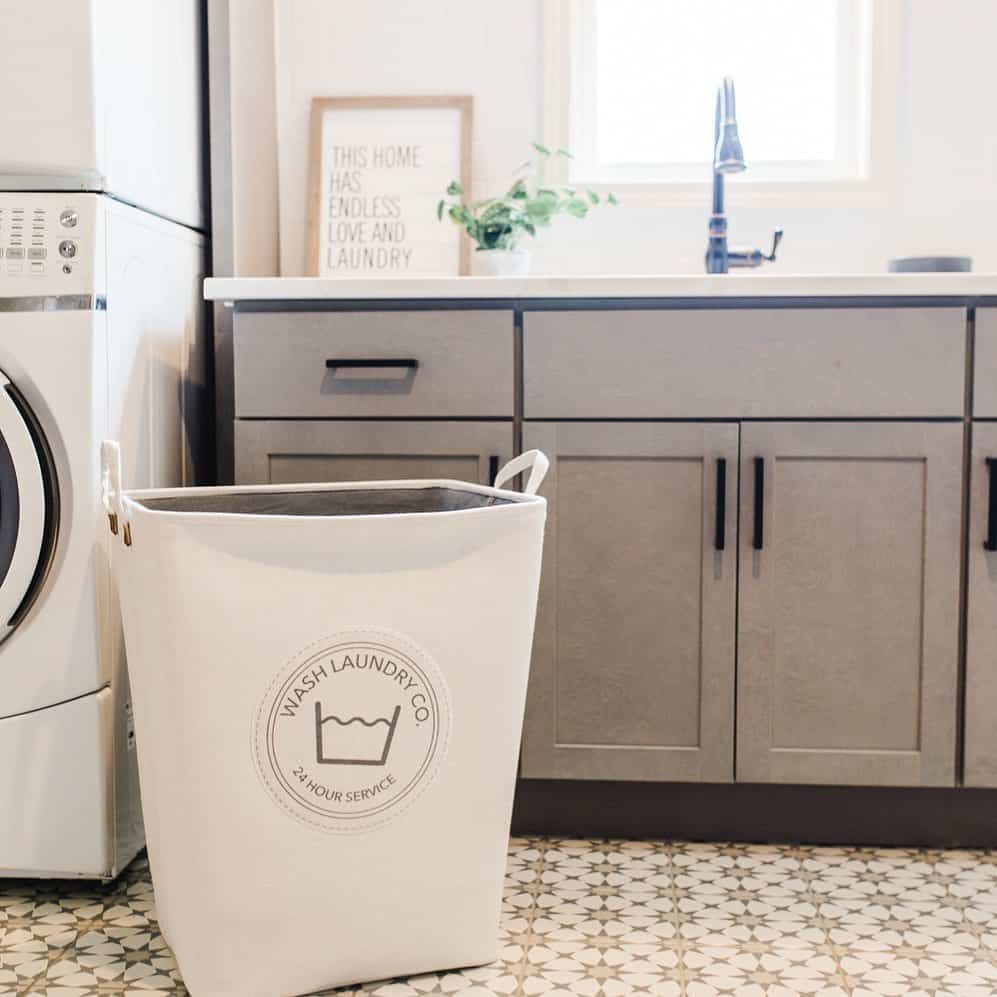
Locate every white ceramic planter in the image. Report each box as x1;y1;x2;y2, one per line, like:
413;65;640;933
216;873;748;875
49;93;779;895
473;249;532;276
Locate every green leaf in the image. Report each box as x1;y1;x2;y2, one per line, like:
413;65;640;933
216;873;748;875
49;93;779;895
532;141;551;156
436;199;445;221
447;205;469;229
480;202;513;225
565;198;589;218
525;199;553;219
607;192;619;205
556;148;575;159
586;189;600;205
446;180;464;196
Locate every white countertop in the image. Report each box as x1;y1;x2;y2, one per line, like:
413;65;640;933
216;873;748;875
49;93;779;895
204;273;997;302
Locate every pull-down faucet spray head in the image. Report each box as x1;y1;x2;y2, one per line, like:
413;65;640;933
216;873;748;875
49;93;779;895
713;76;746;174
705;76;781;273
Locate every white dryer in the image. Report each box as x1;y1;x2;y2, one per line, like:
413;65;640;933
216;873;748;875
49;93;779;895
0;192;205;878
0;0;205;231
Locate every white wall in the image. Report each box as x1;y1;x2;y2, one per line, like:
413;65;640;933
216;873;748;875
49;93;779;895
234;0;997;277
229;0;279;276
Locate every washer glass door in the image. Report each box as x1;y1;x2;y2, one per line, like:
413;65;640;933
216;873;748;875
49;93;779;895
0;372;58;638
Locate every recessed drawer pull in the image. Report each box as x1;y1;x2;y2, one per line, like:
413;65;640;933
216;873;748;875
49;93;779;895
985;458;997;552
325;358;419;370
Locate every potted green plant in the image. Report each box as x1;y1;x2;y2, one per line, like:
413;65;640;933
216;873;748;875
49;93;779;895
437;144;618;276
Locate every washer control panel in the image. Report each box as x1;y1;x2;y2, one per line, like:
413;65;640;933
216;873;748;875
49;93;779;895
0;194;95;295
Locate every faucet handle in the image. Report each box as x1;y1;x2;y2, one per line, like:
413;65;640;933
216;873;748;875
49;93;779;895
764;229;784;262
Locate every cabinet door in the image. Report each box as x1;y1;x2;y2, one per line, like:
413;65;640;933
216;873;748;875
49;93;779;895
737;422;962;786
965;424;997;786
234;420;513;485
521;422;738;782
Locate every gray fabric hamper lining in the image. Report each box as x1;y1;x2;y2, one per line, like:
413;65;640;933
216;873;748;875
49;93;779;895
137;486;512;518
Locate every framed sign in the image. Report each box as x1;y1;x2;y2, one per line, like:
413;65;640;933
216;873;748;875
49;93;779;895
308;95;472;277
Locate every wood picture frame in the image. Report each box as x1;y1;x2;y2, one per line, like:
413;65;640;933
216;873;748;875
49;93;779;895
307;95;473;277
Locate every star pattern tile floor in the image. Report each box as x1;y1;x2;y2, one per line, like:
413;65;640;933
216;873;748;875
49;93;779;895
3;838;997;996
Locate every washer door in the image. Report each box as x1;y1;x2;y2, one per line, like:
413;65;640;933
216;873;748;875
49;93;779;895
0;373;59;639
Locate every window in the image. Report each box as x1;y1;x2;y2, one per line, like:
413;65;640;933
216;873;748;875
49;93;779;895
553;0;878;187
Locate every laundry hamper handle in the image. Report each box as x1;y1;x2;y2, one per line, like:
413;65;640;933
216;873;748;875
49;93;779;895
492;450;549;495
101;440;132;545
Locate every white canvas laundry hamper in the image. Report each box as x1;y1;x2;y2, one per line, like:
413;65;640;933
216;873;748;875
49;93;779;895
100;442;548;997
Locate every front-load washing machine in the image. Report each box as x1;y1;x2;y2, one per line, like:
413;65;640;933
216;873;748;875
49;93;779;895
0;192;206;878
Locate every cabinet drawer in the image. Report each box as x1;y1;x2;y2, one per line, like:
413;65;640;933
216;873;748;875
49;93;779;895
235;420;513;486
234;309;514;418
974;308;997;417
524;308;966;418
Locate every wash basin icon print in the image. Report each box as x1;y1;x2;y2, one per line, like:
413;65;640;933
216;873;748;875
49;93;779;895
314;701;401;766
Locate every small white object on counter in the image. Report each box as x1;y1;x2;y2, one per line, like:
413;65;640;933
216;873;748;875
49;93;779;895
205;273;997;302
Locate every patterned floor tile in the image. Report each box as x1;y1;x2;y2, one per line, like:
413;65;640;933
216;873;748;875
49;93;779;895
3;839;997;995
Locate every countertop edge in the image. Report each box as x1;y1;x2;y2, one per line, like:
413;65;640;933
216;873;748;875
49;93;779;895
204;274;997;302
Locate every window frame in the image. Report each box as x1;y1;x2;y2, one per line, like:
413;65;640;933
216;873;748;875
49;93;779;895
542;0;901;203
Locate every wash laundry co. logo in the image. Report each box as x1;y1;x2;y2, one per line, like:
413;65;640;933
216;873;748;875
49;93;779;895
254;629;451;833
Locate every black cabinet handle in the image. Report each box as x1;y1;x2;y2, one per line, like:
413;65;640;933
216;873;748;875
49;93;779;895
753;457;765;551
714;458;726;551
488;455;499;486
986;458;997;552
325;358;419;370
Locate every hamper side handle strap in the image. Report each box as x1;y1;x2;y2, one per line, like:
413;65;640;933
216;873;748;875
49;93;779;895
493;450;549;495
101;440;132;543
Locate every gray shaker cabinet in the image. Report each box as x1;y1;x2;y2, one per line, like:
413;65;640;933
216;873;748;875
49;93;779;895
520;422;739;782
964;423;997;786
232;304;971;791
969;320;997;786
235;420;513;486
736;422;963;787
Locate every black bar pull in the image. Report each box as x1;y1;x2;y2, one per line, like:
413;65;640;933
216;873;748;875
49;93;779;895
986;458;997;552
753;456;765;551
325;358;419;370
714;458;726;551
488;455;499;486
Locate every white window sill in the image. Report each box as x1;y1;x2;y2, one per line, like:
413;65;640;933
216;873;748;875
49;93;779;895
566;177;895;207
